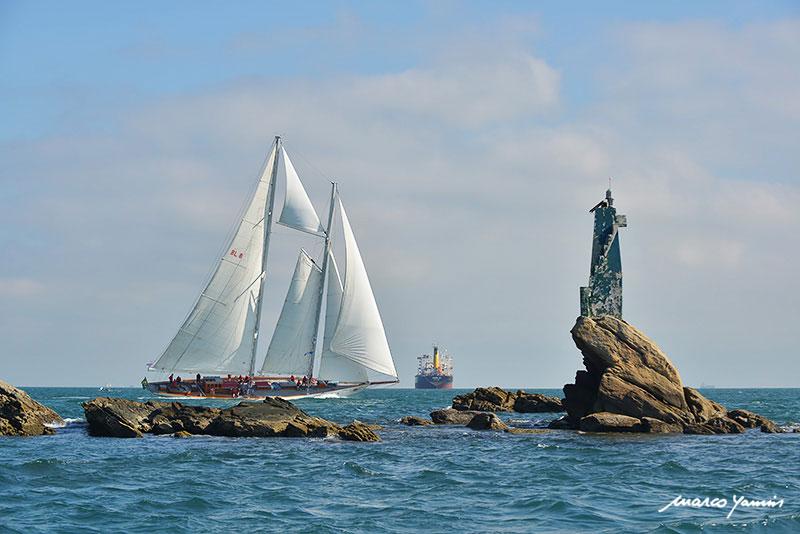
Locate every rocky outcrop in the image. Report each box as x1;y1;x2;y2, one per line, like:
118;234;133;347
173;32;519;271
466;413;509;431
0;381;63;436
339;421;381;442
430;408;483;425
452;387;563;413
726;409;781;433
453;387;516;411
514;392;565;413
400;416;434;426
685;416;744;435
82;397;155;438
558;316;778;435
82;397;342;438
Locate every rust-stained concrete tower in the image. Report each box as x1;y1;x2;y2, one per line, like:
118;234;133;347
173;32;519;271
580;189;627;318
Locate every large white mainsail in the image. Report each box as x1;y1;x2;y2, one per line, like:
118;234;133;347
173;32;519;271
317;250;369;383
328;198;398;378
277;147;324;235
151;144;277;375
259;249;322;376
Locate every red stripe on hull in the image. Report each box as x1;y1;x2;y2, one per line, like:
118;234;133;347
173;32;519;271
415;375;454;389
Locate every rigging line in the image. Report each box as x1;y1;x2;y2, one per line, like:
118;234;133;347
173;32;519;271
281;138;336;185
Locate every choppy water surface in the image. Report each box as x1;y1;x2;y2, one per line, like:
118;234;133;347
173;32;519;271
1;387;798;533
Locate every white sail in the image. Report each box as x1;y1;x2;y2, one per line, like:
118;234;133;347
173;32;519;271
151;144;276;375
329;199;398;378
277;147;324;235
259;249;322;376
317;250;369;383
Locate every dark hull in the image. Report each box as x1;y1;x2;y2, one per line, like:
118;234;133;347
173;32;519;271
415;374;453;389
144;377;397;399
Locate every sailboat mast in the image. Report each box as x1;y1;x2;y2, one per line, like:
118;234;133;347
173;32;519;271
249;135;281;378
308;181;338;379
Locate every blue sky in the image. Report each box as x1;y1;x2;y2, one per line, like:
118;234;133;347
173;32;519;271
1;2;799;387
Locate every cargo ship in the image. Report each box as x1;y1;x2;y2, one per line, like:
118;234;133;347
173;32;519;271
415;345;453;389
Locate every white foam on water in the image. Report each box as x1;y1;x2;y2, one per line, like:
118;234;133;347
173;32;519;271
311;391;344;399
45;417;86;428
44;421;66;428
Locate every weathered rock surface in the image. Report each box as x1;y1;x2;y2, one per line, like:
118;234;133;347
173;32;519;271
640;417;683;433
430;408;483;425
727;409;780;433
684;387;727;423
560;316;778;435
400;416;434;426
452;387;563;413
351;419;383;431
514;392;565;413
339;421;381;442
466;412;509;431
82;397;342;438
0;380;63;436
453;387;516;411
579;412;643;432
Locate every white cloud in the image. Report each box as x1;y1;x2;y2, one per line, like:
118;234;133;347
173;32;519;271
675;238;745;269
0;277;46;297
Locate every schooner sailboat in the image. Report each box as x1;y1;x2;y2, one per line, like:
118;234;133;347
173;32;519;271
143;136;398;399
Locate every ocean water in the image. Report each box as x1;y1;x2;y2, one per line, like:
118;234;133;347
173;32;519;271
1;387;798;534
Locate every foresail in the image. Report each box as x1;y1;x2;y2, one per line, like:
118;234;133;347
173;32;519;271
259;249;322;376
318;251;368;383
151;144;276;375
329;199;398;378
277;147;324;235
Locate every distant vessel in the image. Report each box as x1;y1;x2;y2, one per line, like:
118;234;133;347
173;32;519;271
143;136;398;399
415;345;453;389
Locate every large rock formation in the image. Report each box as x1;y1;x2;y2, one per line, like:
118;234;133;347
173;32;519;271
0;380;63;436
452;387;564;413
556;316;778;434
82;397;341;438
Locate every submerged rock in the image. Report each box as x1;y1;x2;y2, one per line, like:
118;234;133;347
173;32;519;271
452;387;563;413
560;316;778;435
82;397;341;439
504;428;552;434
339;421;381;442
400;416;434;426
0;380;63;436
